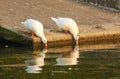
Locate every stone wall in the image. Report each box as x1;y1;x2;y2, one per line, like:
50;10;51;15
74;0;120;11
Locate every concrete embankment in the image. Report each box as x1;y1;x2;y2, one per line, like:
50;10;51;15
1;25;120;48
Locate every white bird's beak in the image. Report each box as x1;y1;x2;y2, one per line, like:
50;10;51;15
44;43;47;49
75;40;78;45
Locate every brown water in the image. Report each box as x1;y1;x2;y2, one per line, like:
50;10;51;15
0;44;120;79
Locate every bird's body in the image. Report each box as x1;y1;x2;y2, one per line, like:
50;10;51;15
22;19;43;33
21;19;47;48
51;17;78;35
51;17;79;44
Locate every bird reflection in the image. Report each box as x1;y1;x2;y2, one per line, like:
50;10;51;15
25;49;47;73
56;45;79;66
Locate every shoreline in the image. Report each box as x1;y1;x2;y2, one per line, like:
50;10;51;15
1;24;120;48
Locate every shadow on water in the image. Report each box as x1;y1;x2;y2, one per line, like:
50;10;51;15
0;43;120;79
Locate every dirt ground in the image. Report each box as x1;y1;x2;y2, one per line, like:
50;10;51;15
0;0;120;34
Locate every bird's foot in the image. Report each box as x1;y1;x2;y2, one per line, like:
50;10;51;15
31;32;37;38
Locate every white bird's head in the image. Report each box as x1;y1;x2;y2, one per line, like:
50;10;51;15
73;34;79;40
73;34;79;45
41;37;47;49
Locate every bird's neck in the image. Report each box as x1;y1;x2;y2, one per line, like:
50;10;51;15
41;35;47;43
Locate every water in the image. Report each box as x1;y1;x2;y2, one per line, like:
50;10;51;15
0;44;120;79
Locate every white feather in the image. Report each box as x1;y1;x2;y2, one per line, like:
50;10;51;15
51;17;79;40
21;19;47;43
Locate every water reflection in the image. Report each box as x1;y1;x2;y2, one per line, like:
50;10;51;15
25;49;47;73
0;43;120;79
56;45;79;66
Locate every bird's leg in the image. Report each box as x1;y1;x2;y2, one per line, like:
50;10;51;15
67;31;71;34
31;32;36;38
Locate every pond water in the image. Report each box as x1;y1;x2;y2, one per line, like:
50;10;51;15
0;44;120;79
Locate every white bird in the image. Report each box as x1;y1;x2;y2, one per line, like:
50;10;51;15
51;17;79;45
21;19;47;48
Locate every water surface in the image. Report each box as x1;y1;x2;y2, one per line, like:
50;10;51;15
0;44;120;79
